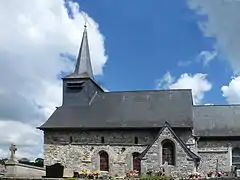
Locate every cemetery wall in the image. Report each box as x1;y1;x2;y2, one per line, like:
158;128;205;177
4;163;45;178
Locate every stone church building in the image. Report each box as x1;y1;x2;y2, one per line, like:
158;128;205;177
39;26;240;178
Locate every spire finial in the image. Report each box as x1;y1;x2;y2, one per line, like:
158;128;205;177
84;20;87;29
82;12;88;30
72;24;93;78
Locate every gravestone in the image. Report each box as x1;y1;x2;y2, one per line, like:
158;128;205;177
46;163;64;178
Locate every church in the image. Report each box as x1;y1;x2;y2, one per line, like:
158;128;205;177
38;25;240;178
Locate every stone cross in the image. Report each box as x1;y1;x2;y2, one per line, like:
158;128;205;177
9;143;17;160
163;161;171;176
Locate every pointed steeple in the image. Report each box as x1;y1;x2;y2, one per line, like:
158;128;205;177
73;25;93;78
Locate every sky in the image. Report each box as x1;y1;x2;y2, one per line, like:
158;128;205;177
0;0;240;160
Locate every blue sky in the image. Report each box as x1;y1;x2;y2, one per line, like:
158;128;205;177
1;0;240;159
71;0;236;105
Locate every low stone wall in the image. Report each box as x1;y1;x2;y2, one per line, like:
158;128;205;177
4;162;45;178
0;178;60;180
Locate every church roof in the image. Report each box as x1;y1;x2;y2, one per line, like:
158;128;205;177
39;89;194;129
193;105;240;137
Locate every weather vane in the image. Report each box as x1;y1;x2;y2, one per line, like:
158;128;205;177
80;11;90;28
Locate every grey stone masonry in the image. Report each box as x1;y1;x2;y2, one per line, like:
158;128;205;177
141;127;196;179
197;140;240;174
44;130;151;177
44;129;156;145
44;130;192;176
44;128;195;178
44;144;146;177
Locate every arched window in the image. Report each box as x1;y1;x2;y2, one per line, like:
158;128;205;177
99;150;109;171
132;152;141;173
232;147;240;166
162;139;175;166
134;137;138;144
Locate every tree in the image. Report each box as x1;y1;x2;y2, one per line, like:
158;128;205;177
34;158;44;167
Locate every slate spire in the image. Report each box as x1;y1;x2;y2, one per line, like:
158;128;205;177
74;25;93;78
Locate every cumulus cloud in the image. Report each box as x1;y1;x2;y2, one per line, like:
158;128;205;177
188;0;240;73
221;76;240;104
0;0;107;159
0;121;43;160
156;72;212;104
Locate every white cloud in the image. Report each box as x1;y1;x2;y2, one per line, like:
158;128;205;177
0;121;43;160
177;60;192;67
197;50;217;66
188;0;240;73
156;72;175;89
0;0;107;159
221;76;240;104
157;72;212;104
204;103;214;105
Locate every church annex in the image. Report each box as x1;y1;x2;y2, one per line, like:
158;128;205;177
38;25;240;178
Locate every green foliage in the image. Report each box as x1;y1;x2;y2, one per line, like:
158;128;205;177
0;158;7;165
18;157;44;167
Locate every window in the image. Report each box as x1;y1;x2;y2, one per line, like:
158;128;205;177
232;147;240;166
134;137;138;144
132;152;141;173
99;151;109;171
101;137;105;143
162;139;175;166
69;136;73;143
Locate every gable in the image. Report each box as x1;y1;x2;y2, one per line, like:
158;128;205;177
139;122;200;161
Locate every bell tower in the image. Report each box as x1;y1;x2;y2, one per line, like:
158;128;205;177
62;25;103;106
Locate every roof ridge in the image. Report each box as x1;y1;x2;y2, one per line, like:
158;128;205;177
194;104;240;107
106;89;192;94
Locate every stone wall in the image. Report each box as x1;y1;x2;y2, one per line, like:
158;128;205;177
197;140;240;174
44;128;193;177
4;162;45;178
141;127;195;179
44;129;157;145
44;129;152;177
44;144;146;177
